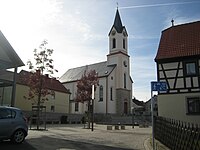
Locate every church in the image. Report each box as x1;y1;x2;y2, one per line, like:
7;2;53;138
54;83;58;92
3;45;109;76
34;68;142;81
60;9;133;115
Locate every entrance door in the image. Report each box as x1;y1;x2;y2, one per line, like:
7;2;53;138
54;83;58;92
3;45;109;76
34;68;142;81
124;102;128;115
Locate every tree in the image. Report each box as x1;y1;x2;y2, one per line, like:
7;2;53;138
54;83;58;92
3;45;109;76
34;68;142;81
23;40;57;129
76;69;99;128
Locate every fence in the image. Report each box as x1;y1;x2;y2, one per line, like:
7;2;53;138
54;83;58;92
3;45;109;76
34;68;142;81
154;116;200;150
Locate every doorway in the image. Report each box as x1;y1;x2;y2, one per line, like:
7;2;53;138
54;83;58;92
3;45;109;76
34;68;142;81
124;102;128;115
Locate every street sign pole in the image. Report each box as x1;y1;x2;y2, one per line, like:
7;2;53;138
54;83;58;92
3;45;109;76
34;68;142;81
151;81;167;150
151;89;155;150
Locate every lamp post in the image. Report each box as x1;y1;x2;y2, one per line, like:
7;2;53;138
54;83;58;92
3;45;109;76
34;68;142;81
91;85;95;131
132;107;134;128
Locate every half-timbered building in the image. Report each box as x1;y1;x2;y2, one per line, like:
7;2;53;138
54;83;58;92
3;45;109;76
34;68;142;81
155;21;200;124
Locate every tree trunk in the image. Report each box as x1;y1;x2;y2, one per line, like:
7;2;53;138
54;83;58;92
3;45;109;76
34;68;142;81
36;97;41;130
36;75;43;130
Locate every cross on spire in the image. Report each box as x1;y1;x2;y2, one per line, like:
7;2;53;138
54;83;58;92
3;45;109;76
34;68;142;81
171;19;174;26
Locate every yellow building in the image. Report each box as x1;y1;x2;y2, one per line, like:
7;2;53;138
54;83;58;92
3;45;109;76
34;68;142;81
0;70;70;114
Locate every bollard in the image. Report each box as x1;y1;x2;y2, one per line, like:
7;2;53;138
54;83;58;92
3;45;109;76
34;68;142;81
121;125;125;130
115;125;120;130
107;125;112;130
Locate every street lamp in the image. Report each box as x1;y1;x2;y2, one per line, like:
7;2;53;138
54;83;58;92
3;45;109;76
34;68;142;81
91;85;95;131
131;107;134;128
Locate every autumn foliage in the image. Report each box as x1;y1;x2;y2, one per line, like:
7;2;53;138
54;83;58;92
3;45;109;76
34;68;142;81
21;70;55;104
76;69;99;103
22;40;57;105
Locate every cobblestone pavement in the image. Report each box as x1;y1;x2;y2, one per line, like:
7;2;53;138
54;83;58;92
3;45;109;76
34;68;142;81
0;124;151;150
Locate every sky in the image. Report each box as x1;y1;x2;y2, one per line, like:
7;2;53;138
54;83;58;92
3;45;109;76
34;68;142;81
0;0;200;101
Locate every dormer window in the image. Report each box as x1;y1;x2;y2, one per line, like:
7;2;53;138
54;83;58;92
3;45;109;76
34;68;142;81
113;38;116;48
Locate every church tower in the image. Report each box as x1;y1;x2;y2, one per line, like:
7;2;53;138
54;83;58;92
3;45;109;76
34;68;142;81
108;9;128;55
107;9;132;115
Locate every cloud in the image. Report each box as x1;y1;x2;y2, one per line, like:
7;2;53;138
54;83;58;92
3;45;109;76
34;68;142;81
129;35;159;40
162;5;200;29
131;55;157;101
164;16;200;28
0;0;63;63
64;14;91;41
133;88;151;102
132;61;156;81
119;1;200;9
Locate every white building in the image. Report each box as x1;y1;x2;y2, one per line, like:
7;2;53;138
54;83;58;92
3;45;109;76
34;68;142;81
60;9;133;115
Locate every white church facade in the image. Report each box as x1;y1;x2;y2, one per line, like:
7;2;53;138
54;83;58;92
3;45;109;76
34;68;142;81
60;9;133;115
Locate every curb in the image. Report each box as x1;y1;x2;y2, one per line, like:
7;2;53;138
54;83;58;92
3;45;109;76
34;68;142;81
144;137;170;150
144;138;151;150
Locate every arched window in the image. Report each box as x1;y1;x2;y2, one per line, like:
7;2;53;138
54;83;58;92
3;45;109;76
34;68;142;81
123;39;125;49
124;73;126;88
113;38;116;48
99;85;103;101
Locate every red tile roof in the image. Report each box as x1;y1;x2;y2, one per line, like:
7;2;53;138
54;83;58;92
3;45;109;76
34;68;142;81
18;70;70;94
155;21;200;61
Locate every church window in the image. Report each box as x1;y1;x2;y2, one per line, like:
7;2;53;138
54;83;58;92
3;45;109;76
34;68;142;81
75;102;79;112
110;87;113;101
113;38;116;48
123;39;125;49
99;85;103;101
124;73;126;88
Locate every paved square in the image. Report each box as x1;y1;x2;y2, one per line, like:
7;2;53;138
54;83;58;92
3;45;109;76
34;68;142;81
0;124;151;150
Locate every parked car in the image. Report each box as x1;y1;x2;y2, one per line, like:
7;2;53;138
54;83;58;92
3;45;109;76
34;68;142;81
0;106;28;144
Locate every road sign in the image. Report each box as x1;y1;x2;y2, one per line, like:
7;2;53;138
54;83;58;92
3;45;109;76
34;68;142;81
150;81;167;150
151;81;167;92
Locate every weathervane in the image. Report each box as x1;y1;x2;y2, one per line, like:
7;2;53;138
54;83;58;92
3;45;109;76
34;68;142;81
116;2;118;9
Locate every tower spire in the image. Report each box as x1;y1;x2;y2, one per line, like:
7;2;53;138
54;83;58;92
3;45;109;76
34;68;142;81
113;8;123;33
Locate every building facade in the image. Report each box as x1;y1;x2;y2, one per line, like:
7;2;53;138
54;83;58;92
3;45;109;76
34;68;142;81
155;21;200;124
60;9;133;115
0;30;24;107
0;70;70;114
